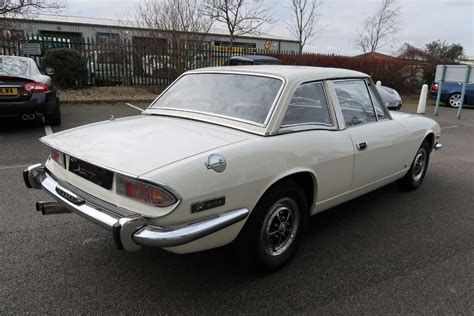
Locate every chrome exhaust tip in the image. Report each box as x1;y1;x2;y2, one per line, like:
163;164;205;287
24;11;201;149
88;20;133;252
36;201;71;215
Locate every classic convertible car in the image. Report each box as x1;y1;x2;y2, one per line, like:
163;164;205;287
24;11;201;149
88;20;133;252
24;66;443;269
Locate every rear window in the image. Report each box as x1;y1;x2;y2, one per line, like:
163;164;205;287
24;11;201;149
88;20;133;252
0;57;29;77
151;73;283;125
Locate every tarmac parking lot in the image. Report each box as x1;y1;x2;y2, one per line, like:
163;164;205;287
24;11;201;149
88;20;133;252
1;103;473;314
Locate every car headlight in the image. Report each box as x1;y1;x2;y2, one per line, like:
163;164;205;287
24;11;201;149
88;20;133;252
116;175;178;207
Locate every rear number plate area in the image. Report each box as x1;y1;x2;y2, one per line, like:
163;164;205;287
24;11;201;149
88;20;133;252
69;157;113;189
0;87;19;96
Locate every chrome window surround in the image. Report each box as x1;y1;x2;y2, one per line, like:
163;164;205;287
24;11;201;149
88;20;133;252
147;71;287;128
280;80;334;128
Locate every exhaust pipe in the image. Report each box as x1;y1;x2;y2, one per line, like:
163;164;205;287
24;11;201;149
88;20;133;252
28;114;36;120
36;201;71;215
21;114;29;121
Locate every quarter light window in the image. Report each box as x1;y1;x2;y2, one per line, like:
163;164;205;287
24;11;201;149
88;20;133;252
334;80;377;127
282;82;331;126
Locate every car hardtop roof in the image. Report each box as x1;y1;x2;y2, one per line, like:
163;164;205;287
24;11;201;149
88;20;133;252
187;65;369;82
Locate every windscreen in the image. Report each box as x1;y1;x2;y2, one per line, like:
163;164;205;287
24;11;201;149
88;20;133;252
0;57;29;77
151;73;283;125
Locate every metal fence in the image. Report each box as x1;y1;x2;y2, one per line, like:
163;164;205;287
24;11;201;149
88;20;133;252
0;35;297;87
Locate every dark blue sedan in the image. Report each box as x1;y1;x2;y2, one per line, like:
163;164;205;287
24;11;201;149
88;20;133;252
430;82;474;108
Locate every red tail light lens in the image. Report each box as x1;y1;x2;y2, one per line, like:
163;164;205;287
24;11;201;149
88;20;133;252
116;175;178;207
432;84;439;91
23;83;50;93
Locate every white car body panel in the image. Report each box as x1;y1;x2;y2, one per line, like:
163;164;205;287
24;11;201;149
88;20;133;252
42;115;250;176
37;66;442;254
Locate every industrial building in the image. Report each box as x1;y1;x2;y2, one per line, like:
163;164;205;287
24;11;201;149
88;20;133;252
2;14;300;53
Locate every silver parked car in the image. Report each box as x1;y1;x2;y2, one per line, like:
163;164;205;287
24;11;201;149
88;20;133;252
377;85;402;110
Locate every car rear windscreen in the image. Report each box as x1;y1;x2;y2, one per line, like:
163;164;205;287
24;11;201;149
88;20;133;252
0;57;29;77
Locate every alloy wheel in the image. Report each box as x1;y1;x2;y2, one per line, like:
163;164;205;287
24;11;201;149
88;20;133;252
412;148;427;183
449;94;462;108
260;197;300;257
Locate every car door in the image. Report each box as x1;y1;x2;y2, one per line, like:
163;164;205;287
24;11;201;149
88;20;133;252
466;83;474;105
332;79;408;189
279;81;354;204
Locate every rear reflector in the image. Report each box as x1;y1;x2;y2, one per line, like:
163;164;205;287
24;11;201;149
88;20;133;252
432;84;439;91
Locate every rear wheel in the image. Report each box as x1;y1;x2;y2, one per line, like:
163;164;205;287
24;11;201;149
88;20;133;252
447;93;462;108
235;180;308;270
398;140;430;190
45;104;61;126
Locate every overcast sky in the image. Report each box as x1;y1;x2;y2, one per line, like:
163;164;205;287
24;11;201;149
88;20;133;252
63;0;474;57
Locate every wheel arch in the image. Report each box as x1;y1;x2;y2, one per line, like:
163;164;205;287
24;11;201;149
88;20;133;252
423;132;436;153
258;170;318;214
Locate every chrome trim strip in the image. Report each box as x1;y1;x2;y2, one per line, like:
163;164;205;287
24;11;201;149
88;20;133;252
148;107;268;127
133;208;249;248
25;164;250;251
434;142;443;151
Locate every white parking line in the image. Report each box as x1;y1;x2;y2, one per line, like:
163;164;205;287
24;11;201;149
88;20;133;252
44;125;53;135
126;103;145;112
442;125;459;130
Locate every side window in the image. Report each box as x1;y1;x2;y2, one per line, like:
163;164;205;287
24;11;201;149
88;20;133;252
334;80;376;127
368;85;388;119
282;82;331;126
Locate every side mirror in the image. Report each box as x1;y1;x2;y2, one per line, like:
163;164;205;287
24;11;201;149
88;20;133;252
45;68;54;75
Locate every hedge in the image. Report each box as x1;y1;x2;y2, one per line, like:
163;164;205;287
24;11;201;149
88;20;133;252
270;53;420;93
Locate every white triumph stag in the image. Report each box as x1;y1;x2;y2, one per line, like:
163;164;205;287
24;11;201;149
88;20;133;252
24;66;443;269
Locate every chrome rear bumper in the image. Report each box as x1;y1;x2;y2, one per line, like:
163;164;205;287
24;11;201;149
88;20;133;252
23;164;249;251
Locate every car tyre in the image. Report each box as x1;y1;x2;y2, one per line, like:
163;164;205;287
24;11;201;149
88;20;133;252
45;104;61;126
235;180;308;271
398;140;431;191
447;93;462;108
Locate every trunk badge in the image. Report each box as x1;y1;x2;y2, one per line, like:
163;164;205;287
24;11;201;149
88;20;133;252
205;154;226;173
56;186;85;205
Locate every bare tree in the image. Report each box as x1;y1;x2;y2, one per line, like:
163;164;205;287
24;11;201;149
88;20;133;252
136;0;213;44
0;0;64;16
203;0;272;48
288;0;324;54
134;0;213;77
355;0;400;53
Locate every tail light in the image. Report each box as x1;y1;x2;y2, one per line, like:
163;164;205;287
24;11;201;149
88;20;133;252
116;175;178;207
50;148;65;168
432;84;439;91
22;82;50;93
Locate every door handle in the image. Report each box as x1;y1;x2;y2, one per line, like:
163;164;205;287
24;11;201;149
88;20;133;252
356;142;368;151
